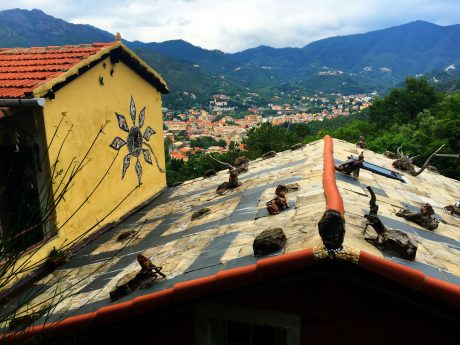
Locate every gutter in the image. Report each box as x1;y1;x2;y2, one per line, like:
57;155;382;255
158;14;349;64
0;98;45;107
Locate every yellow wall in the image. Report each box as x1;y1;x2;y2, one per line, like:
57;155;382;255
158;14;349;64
12;57;166;270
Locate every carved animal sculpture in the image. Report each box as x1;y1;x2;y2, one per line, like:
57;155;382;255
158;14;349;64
291;143;304;150
203;169;216;178
234;156;250;173
384;150;399;159
364;186;386;235
261;151;276;159
275;184;289;204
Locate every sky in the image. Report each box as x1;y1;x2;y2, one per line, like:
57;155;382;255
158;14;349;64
2;0;460;52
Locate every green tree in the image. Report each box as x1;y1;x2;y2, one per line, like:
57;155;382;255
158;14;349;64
175;130;188;140
164;137;173;162
369;77;440;129
243;123;299;157
190;136;226;149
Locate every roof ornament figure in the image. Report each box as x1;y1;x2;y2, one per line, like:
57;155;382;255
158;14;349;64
364;186;417;260
396;203;439;230
137;254;166;279
318;209;345;259
209;154;242;195
110;254;166;301
335;152;364;179
234;156;249;173
266;185;290;215
115;32;122;42
444;201;460;216
356;135;366;149
392;144;445;176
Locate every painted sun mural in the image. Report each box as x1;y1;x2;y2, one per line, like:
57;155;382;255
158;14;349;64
110;96;165;185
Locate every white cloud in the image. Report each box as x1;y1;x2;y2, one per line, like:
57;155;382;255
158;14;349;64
3;0;460;52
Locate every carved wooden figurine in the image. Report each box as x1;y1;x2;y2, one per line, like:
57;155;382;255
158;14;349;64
364;186;385;235
234;156;250;173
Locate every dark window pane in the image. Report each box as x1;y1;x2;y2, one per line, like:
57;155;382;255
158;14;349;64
275;328;287;345
228;321;251;344
253;324;275;345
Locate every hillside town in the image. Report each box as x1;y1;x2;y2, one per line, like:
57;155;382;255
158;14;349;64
164;92;374;160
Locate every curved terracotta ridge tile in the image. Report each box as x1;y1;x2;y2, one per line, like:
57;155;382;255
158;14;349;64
358;251;460;308
322;135;344;215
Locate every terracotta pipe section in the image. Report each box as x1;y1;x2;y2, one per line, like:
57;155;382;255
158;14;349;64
322;135;344;215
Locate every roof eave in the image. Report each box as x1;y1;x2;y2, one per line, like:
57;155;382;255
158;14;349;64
32;42;168;99
118;42;169;94
5;136;460;343
5;247;460;342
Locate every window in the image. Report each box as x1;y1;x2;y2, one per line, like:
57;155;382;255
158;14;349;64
226;320;287;345
196;304;300;345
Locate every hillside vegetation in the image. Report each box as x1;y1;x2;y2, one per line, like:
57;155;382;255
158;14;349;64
166;77;459;184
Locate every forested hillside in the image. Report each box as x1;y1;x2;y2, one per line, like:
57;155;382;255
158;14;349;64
2;9;460;99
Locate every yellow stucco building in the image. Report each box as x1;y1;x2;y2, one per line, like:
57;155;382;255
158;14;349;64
0;40;168;285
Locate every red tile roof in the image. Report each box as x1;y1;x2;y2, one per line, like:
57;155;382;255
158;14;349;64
0;43;115;98
170;152;188;160
0;42;168;99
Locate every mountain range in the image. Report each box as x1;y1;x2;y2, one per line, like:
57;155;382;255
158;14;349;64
1;8;460;109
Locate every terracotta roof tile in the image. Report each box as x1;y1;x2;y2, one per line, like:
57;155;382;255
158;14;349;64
0;42;116;98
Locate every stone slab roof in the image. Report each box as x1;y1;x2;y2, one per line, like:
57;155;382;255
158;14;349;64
333;139;460;283
3;137;460;334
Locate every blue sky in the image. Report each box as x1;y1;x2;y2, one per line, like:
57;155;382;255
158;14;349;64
3;0;460;52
